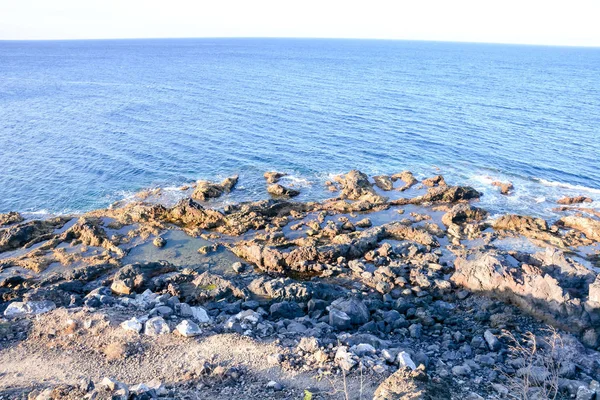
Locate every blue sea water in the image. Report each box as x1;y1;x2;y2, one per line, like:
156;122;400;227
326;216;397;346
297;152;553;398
0;38;599;218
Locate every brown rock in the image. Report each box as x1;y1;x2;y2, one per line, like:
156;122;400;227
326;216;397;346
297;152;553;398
391;171;418;192
110;261;177;295
402;185;481;205
334;170;387;203
0;212;23;226
192;175;238;201
267;184;300;198
442;203;488;226
263;171;287;184
373;175;394;191
558;216;600;242
492;181;514;195
422;175;446;187
557;196;593;205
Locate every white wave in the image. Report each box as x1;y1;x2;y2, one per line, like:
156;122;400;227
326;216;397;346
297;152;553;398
534;178;600;194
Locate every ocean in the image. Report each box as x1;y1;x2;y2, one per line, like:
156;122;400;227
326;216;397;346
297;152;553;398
0;38;599;218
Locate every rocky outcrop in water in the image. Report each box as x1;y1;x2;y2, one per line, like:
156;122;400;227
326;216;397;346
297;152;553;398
192;175;239;201
0;211;23;226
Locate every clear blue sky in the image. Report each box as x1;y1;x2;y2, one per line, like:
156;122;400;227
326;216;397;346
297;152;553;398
1;0;599;46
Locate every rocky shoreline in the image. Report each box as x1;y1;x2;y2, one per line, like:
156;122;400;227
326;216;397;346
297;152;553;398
1;170;599;399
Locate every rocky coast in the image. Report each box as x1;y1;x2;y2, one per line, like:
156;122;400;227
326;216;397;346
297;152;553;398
1;170;600;399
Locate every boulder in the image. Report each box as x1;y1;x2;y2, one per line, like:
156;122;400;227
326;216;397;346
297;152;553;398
144;317;170;336
192;175;238;201
441;203;488;226
110;261;177;295
175;320;202;337
373;175;394;191
3;300;56;318
558;216;600;242
334;170;387;203
264;171;287;184
0;211;23;226
269;301;303;319
422;175;446;187
267;184;300;198
492;181;514;195
391;171;418;191
557;196;593;205
329;297;370;326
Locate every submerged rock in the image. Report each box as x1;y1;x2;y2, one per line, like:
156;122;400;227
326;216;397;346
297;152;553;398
492;181;514;195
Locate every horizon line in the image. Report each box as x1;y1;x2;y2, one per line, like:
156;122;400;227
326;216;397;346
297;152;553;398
0;36;599;49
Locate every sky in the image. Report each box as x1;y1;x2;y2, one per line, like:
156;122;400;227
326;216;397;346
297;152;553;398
1;0;599;46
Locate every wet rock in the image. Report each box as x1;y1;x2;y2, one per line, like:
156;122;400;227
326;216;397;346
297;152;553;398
0;217;68;253
267;183;300;198
144;316;170;336
492;181;514;195
334;170;387;203
391;171;418;191
558;196;593;205
0;211;23;226
422;175;446;187
452;251;594;338
405;185;481;205
153;236;166;248
374;175;394;191
356;218;372;228
264;171;287;184
175;319;202;337
441;203;488;226
3;300;56;318
558;216;600;242
493;214;563;246
110;261;177;295
192;175;238;201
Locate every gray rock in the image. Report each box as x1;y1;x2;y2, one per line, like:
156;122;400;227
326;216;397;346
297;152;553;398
298;337;320;353
484;330;501;351
153;236;166;248
121;317;144;333
577;386;595;400
352;343;376;357
3;300;56;318
329;308;352;330
335;346;357;371
267;380;283;391
329;298;370;326
176;320;202;337
409;323;422;338
397;351;417;370
270;301;303;319
232;262;245;273
144;317;170;336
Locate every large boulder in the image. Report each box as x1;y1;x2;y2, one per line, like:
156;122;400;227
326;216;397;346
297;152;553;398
441;203;488;226
334;170;387;203
3;300;56;318
110;261;177;295
558;216;600;242
329;297;370;326
451;250;597;339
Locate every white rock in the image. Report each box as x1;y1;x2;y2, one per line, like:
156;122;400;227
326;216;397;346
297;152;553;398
175;320;202;337
397;351;417;370
334;346;357;371
352;343;376;357
191;306;211;323
144;317;171;336
3;300;56;318
121;317;143;333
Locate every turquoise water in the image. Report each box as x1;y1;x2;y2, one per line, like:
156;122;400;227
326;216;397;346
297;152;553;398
1;39;599;217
